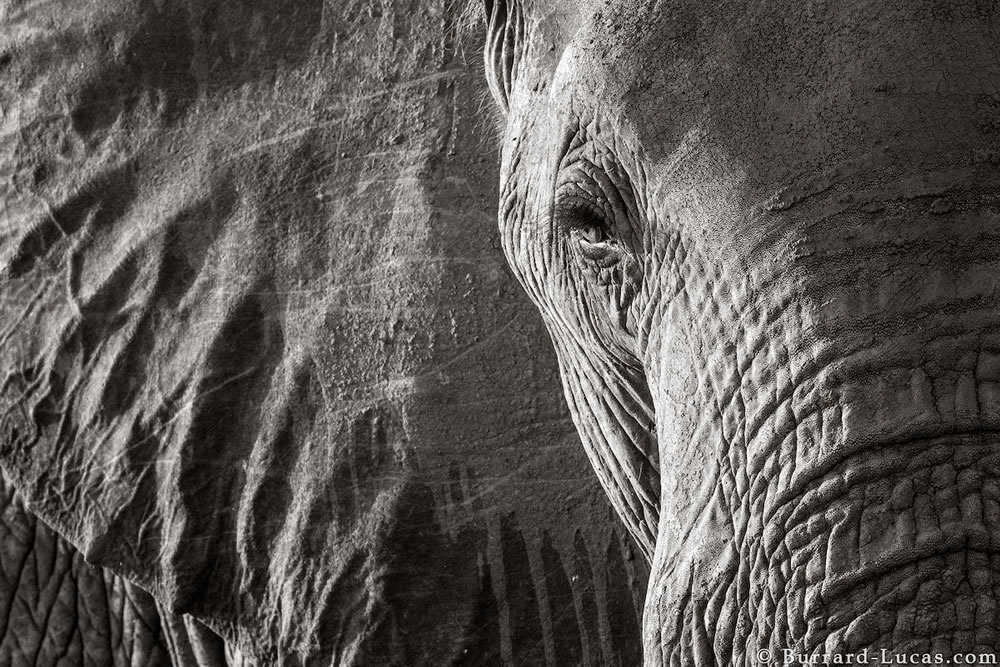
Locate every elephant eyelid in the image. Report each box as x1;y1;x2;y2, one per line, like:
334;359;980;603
555;156;638;235
555;202;613;245
554;204;628;271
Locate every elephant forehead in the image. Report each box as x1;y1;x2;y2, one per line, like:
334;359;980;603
545;0;1000;194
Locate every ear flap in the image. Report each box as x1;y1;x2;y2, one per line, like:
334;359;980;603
483;0;524;115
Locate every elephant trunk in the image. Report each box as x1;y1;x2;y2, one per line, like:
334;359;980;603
756;432;1000;656
642;180;1000;662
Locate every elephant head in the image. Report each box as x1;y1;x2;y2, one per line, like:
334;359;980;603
483;0;1000;662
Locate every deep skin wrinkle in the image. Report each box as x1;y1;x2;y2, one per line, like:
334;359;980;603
486;0;1000;663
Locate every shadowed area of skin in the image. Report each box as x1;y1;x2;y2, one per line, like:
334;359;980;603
0;471;240;666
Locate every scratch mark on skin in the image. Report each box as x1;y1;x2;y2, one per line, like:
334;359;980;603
228;70;469;161
395;70;465;89
436;465;540;518
345;148;438;161
388;254;497;266
91;367;257;471
227;126;332;160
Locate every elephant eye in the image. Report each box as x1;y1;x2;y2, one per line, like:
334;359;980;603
566;204;610;245
555;201;627;272
551;151;644;331
553;156;641;271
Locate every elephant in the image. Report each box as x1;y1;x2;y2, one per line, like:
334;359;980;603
481;0;1000;663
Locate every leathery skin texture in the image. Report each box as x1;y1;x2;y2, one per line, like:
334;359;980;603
0;0;648;664
0;471;247;666
485;0;1000;663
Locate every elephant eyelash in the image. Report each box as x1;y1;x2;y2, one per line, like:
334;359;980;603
556;202;614;245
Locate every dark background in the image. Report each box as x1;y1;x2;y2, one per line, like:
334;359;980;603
0;1;647;664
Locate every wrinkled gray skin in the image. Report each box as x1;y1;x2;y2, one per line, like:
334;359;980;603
485;0;1000;662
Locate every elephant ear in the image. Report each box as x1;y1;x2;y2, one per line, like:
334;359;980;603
483;0;524;114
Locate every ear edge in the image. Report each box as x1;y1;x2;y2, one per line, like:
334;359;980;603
483;0;524;116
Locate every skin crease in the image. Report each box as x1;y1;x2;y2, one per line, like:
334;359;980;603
486;0;1000;664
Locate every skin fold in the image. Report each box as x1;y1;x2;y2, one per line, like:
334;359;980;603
483;0;1000;662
